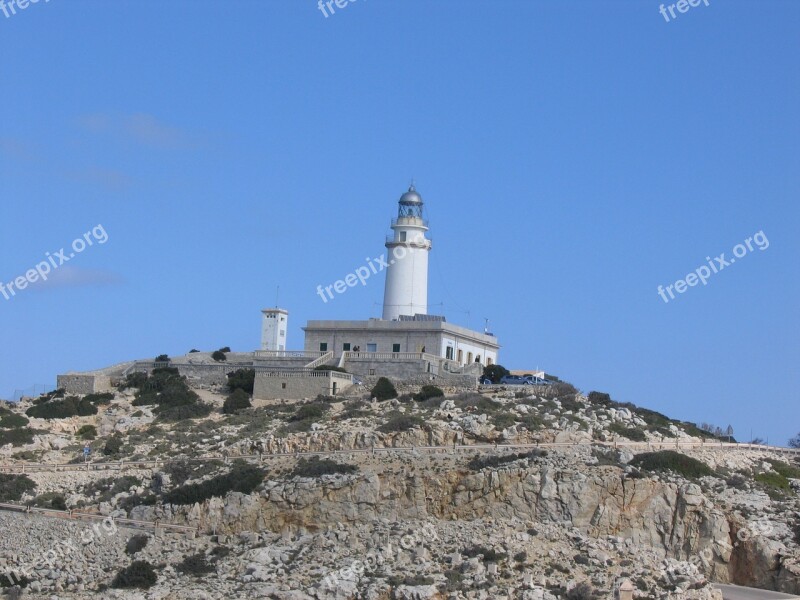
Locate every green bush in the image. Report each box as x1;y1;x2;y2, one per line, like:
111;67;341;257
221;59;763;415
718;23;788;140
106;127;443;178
223;389;252;414
119;372;149;390
462;545;507;562
103;435;124;456
163;464;265;505
0;474;36;502
26;396;97;419
32;492;66;510
125;534;149;556
629;450;714;479
0;410;29;429
289;402;329;422
0;428;35;447
77;425;97;440
371;377;397;401
111;561;157;589
468;450;547;471
163;460;223;487
587;391;612;406
609;423;647;442
211;350;227;362
155;354;170;363
175;553;215;576
226;369;255;394
290;456;358;478
156;402;213;422
414;385;444;402
83;476;141;502
482;364;510;384
566;582;600;600
492;413;517;430
378;414;424;433
755;471;791;492
766;459;800;480
84;392;114;405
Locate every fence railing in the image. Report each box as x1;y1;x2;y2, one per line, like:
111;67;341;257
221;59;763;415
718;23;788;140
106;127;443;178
255;351;326;359
304;352;334;369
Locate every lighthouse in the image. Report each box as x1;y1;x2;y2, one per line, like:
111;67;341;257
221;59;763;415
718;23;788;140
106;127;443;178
382;185;433;321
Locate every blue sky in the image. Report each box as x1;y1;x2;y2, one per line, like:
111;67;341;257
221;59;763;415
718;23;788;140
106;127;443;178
1;0;798;444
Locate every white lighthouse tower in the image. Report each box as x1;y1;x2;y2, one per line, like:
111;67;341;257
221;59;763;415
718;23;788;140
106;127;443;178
261;308;288;351
382;185;432;321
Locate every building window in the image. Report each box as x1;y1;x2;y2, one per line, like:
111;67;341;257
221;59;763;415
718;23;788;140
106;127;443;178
369;369;375;376
487;357;493;365
400;231;407;242
281;383;287;389
457;349;463;363
467;352;473;363
320;343;328;352
343;343;351;351
446;347;454;360
280;330;285;336
367;343;377;353
392;343;401;353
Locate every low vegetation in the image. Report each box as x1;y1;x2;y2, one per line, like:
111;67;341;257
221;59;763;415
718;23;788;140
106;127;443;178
290;456;358;478
414;385;444;402
468;449;548;471
629;450;714;479
163;464;265;505
111;560;158;589
222;389;252;414
371;377;398;401
378;413;425;433
26;396;97;419
128;368;212;422
0;474;36;502
125;534;149;556
226;368;255;394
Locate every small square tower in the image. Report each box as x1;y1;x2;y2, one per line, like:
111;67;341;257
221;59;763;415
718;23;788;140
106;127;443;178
261;308;289;351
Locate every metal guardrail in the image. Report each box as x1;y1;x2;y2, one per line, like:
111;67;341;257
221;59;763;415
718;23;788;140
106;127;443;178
1;441;797;475
0;502;199;535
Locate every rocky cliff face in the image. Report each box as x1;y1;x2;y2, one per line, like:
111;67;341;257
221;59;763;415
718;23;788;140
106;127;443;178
125;448;799;595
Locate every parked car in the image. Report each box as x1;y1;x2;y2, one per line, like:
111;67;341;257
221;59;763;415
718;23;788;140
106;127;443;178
500;375;529;385
479;377;494;385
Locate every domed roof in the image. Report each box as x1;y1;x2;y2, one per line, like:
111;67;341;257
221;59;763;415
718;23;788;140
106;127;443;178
399;184;423;205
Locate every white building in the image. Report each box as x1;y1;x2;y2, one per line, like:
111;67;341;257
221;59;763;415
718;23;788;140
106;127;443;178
261;308;288;351
382;185;432;321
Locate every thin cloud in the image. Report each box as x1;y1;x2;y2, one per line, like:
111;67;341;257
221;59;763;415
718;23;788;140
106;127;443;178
28;266;124;291
76;112;200;149
65;167;132;191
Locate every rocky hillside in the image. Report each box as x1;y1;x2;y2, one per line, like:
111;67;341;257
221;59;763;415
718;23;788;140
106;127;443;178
0;371;798;599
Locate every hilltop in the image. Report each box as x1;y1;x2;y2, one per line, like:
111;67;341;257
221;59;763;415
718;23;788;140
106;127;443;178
0;369;798;599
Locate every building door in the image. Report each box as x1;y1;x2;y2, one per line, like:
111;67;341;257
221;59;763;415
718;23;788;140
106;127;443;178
457;349;463;363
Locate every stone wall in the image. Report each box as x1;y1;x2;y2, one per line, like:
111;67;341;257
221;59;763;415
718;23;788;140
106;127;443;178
56;374;112;395
253;371;353;401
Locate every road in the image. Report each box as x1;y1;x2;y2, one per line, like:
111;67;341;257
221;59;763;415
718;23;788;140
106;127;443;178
715;584;800;600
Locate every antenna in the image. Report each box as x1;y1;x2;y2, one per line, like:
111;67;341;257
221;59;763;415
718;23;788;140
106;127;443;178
484;317;490;334
275;286;280;308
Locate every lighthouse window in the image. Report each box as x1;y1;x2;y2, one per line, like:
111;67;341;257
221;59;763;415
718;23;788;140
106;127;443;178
400;232;407;242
